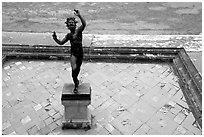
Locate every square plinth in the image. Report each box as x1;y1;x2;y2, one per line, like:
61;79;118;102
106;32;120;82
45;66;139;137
61;83;92;129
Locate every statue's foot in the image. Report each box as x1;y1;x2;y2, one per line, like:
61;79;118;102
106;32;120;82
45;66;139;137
73;85;78;94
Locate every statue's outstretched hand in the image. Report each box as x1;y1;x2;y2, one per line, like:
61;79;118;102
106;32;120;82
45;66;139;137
74;9;80;16
52;31;57;39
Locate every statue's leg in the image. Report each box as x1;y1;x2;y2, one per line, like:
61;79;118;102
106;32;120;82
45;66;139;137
75;55;83;81
71;53;83;93
71;55;79;93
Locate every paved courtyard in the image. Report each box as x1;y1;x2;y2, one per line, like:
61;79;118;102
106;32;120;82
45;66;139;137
2;59;202;135
2;2;202;135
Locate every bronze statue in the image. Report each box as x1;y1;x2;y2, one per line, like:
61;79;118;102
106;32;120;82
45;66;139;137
52;9;86;94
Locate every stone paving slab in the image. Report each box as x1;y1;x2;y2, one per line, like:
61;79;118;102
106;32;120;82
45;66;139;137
2;60;202;135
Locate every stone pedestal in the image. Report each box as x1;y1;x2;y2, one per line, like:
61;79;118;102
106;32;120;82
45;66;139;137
61;83;91;129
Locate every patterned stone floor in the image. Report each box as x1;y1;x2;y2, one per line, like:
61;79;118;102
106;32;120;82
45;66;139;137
2;60;202;135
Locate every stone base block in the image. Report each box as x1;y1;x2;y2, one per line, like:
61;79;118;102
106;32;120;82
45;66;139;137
62;107;92;129
64;105;88;120
61;83;92;129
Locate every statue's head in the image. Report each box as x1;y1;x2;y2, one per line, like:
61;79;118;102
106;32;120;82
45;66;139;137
65;17;78;30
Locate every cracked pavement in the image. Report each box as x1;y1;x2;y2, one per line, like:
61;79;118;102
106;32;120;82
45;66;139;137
2;60;202;135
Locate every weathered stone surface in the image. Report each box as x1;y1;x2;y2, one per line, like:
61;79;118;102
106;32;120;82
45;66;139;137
61;83;92;129
2;61;202;135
